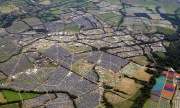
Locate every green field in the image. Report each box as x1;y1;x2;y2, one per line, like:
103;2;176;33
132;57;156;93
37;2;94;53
98;13;122;26
48;6;71;14
131;56;149;66
66;45;92;53
63;25;80;32
6;21;31;33
164;7;174;14
51;0;64;4
163;41;170;47
177;9;180;15
138;0;180;14
0;103;19;108
104;0;120;4
62;1;98;10
129;90;141;101
120;62;142;75
1;90;41;102
156;26;176;35
112;99;134;108
0;6;14;13
23;17;40;22
154;52;166;58
143;99;152;108
98;13;116;20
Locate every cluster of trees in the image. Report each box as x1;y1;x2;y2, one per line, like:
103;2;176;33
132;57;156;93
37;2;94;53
130;64;165;108
130;76;156;108
153;40;180;73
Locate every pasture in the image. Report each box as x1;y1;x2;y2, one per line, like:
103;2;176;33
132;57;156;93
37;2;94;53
128;0;179;14
98;13;116;20
62;1;98;10
121;0;139;3
130;56;149;66
97;12;123;26
23;17;40;22
1;90;41;102
51;0;63;4
154;52;166;58
0;92;7;103
39;0;51;5
131;66;152;82
0;103;19;108
105;92;126;104
156;26;176;35
72;60;94;74
96;66;113;81
143;99;155;108
6;21;30;33
106;0;121;4
114;78;142;95
65;45;92;53
120;62;142;76
139;0;180;14
23;17;42;27
163;41;170;47
129;89;141;101
0;6;14;13
112;99;134;108
63;25;80;32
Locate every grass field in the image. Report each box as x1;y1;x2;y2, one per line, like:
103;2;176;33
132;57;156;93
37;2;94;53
112;99;134;108
131;56;149;66
104;0;120;4
163;41;170;47
143;98;152;108
6;21;30;33
138;0;180;14
63;1;98;10
97;13;123;26
164;7;174;14
0;92;7;103
114;78;142;95
129;89;141;101
120;62;142;76
1;90;41;102
63;25;79;32
156;26;176;35
39;0;51;5
131;66;152;82
64;44;92;53
98;13;116;20
0;6;14;13
23;17;40;22
0;103;19;108
154;52;166;58
128;0;179;14
72;60;94;74
105;92;126;104
51;0;63;4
